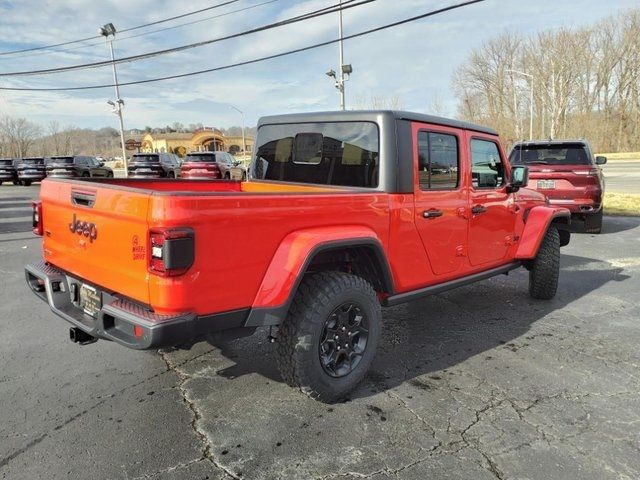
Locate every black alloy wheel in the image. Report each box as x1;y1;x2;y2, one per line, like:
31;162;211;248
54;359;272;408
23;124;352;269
319;303;369;378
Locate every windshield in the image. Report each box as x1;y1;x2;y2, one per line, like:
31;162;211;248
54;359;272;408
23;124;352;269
22;158;45;165
185;153;216;163
132;155;160;163
252;121;379;188
509;144;591;166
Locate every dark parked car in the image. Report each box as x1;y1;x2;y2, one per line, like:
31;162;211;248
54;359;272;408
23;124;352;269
15;157;47;186
509;139;606;233
180;151;243;180
127;153;181;178
46;155;113;178
0;158;19;185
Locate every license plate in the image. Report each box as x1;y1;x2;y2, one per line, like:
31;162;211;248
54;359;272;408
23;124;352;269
80;284;102;318
138;168;153;173
192;169;209;173
537;180;556;189
26;169;38;174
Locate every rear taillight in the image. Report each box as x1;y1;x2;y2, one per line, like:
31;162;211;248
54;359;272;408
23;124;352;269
149;227;195;277
32;201;43;236
572;168;597;176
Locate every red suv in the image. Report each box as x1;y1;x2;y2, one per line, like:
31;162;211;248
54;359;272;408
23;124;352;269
181;151;241;179
509;140;606;233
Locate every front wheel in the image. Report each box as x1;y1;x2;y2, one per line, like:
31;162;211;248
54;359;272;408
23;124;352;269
82;172;90;178
585;209;603;234
276;271;381;403
23;180;32;187
529;226;560;300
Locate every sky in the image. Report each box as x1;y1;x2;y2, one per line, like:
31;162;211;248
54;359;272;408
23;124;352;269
0;0;637;130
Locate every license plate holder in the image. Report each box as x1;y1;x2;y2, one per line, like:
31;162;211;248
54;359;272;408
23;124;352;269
80;284;102;318
537;180;556;189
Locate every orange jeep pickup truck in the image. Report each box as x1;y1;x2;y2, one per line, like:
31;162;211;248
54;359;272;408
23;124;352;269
26;111;570;401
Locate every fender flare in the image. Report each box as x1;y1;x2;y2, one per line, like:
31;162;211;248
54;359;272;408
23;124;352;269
516;206;571;260
244;226;392;327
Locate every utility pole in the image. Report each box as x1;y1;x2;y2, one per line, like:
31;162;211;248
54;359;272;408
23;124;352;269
325;0;352;110
507;69;534;140
100;23;128;175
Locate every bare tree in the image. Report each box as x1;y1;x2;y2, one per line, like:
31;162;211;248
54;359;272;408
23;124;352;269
0;116;41;157
453;7;640;152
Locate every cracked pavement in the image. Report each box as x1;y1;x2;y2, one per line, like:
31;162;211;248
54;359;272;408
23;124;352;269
1;185;639;479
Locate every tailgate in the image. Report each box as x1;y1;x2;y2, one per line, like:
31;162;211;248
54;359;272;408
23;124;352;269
527;167;598;197
41;180;151;305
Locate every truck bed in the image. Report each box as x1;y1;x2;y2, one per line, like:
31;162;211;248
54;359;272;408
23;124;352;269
39;177;390;315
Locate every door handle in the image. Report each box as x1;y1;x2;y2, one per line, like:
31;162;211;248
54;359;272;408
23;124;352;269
422;209;443;219
471;205;487;215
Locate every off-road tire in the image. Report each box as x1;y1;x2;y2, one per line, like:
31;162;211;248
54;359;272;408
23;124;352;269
276;271;381;403
585;209;603;234
82;172;90;178
23;180;32;187
107;172;114;178
529;226;560;300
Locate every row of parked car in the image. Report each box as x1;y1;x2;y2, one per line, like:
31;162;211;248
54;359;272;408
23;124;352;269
0;156;113;186
0;151;247;186
127;151;246;180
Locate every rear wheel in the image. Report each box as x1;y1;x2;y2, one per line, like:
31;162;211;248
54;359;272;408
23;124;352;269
82;172;90;178
276;271;381;402
106;171;113;178
224;172;231;180
13;180;19;185
167;171;175;178
529;227;560;300
585;209;603;234
23;180;32;187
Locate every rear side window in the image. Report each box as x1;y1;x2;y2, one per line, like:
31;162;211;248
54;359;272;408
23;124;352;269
471;139;504;189
417;131;459;190
509;144;591;166
252;122;379;188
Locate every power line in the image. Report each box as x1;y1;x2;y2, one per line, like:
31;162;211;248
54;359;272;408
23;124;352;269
0;0;241;57
0;0;366;77
6;0;282;61
0;0;487;92
5;0;282;61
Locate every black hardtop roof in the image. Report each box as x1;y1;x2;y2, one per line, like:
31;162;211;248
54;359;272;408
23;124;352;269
512;139;589;147
258;110;497;135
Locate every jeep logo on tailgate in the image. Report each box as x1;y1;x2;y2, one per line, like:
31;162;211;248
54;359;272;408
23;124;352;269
69;214;98;242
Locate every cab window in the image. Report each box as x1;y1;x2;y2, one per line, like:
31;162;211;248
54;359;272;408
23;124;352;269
471;139;504;189
417;131;459;190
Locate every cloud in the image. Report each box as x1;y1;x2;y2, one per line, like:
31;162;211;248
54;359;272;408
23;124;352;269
0;0;637;128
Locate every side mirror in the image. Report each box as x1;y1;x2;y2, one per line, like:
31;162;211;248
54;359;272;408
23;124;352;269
99;161;105;167
507;165;529;192
595;156;607;165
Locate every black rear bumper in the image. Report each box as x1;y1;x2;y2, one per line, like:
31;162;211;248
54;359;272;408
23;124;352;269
25;261;250;349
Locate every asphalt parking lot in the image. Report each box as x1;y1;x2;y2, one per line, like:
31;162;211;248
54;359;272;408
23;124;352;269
1;184;639;480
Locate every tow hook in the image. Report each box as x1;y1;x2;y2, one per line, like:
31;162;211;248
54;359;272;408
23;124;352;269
69;327;98;345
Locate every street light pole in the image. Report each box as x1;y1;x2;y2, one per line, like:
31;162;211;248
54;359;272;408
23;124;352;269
325;0;352;110
338;0;345;110
229;104;247;178
229;105;246;155
100;23;128;176
506;69;534;140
